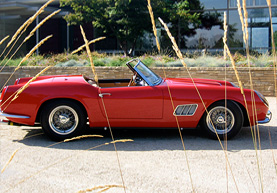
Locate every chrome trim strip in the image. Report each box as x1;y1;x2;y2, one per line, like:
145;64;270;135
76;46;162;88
0;111;30;119
99;93;112;98
257;110;272;124
255;90;269;107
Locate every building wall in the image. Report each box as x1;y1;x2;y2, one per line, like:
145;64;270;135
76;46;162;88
0;16;27;56
0;66;275;96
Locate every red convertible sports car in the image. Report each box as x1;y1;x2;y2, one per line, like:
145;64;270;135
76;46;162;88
0;59;272;140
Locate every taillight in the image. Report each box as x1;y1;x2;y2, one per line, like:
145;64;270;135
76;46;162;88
14;78;20;85
0;86;8;102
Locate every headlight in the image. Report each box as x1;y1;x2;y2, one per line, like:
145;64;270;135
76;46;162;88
255;90;269;107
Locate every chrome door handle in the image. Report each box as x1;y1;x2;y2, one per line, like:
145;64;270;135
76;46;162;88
99;93;111;98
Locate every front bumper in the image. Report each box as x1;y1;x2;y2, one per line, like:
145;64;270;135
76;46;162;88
257;110;272;124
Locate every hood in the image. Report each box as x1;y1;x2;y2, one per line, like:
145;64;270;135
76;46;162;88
165;78;234;87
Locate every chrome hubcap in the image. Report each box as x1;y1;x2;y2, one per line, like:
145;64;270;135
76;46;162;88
49;105;79;135
206;106;234;135
216;116;226;124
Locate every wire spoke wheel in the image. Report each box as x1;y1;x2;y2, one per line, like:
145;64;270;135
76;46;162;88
206;106;234;135
201;101;243;140
49;106;79;135
41;100;86;141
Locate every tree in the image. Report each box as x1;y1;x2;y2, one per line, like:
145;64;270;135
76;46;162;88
61;0;151;56
60;0;219;55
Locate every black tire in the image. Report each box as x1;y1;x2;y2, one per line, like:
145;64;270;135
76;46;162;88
41;100;87;141
200;101;243;140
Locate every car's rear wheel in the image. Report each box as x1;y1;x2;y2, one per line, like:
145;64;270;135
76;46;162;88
41;100;86;141
201;101;243;140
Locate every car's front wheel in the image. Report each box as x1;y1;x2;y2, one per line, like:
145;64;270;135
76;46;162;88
41;100;87;141
201;101;243;140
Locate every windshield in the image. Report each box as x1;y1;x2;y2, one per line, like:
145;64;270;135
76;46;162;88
126;59;163;86
135;62;162;86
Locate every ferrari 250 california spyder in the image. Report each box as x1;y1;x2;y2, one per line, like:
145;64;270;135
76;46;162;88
0;59;271;140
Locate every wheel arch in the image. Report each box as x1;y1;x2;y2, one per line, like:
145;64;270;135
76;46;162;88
199;99;248;126
35;98;88;123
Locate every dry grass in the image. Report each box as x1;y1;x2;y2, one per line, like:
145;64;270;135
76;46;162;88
16;35;53;70
147;0;160;53
71;37;106;55
6;138;133;192
0;10;59;73
64;135;104;142
77;185;124;193
80;25;98;83
1;1;276;192
0;35;53;92
11;66;51;102
159;16;241;192
267;0;277;177
267;0;277;102
1;149;20;173
158;17;196;192
24;9;61;43
0;35;9;46
110;139;134;144
237;1;264;191
79;24;126;192
0;0;55;67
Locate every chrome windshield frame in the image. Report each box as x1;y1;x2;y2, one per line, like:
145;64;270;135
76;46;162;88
126;59;163;86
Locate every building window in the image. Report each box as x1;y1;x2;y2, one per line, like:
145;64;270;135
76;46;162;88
200;0;227;9
229;0;253;8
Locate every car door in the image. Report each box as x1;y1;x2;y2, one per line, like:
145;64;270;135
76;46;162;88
98;86;163;119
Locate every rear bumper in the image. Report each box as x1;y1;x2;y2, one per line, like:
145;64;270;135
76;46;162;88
257;110;272;124
0;111;30;119
0;111;30;125
0;118;9;125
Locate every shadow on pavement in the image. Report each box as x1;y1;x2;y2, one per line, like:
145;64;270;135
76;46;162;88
14;124;277;151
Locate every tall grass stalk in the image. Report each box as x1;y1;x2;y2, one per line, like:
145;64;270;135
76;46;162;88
0;10;61;73
80;25;126;193
223;12;229;192
63;135;103;142
0;0;55;67
237;0;264;190
159;16;241;192
266;0;277;177
77;185;124;193
71;37;106;55
10;66;51;103
80;26;98;83
156;17;196;192
1;149;20;173
0;35;9;46
0;35;53;93
267;0;277;102
6;138;132;192
24;9;61;43
147;0;160;53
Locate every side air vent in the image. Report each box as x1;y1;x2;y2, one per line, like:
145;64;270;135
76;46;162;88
174;104;198;116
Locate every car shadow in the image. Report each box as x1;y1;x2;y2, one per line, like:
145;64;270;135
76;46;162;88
14;125;277;151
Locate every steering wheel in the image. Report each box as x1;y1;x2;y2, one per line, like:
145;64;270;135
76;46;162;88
128;73;137;87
